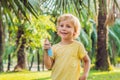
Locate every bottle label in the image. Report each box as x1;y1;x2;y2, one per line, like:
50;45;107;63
48;48;53;57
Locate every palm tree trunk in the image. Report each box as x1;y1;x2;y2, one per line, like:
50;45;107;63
29;55;34;71
0;3;4;72
14;26;26;71
0;21;4;72
7;54;11;71
14;10;27;71
37;48;40;71
42;54;44;71
96;0;111;70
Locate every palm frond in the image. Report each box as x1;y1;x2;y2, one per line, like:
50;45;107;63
40;0;95;21
79;29;92;52
114;0;120;11
110;19;120;39
1;0;38;23
93;0;97;13
108;29;120;55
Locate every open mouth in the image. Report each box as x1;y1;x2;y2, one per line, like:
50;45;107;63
61;32;68;35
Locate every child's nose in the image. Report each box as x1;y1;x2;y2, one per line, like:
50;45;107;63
62;26;67;30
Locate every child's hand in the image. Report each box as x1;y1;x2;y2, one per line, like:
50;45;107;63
79;74;87;80
44;39;51;50
44;39;53;57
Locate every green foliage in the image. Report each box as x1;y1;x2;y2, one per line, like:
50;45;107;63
25;15;56;48
1;0;38;24
3;16;18;60
78;19;97;62
1;0;120;71
108;19;120;64
3;14;56;65
117;57;120;63
79;18;120;65
3;43;15;60
40;0;95;21
79;29;91;51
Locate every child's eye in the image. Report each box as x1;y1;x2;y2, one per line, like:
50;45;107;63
66;25;71;28
60;25;63;27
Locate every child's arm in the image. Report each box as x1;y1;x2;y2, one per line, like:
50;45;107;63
79;55;90;80
44;50;54;69
43;39;54;69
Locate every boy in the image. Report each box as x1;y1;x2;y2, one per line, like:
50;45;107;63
44;14;90;80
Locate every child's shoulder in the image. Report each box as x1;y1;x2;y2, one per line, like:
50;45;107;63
72;40;85;49
73;40;83;46
52;43;60;48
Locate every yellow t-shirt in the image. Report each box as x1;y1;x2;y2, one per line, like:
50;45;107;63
51;40;87;80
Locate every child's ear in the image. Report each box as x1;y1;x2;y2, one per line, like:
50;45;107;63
73;32;76;37
73;32;76;35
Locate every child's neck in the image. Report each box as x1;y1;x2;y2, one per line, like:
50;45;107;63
60;39;74;45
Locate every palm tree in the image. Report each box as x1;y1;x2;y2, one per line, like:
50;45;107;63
96;0;120;70
0;0;38;72
95;0;110;70
14;22;27;71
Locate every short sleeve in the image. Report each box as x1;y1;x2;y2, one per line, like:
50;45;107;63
78;43;87;59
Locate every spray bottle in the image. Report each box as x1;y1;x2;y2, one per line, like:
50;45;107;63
45;39;53;57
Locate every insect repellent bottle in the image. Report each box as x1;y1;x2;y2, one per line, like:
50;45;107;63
48;48;53;57
45;39;53;57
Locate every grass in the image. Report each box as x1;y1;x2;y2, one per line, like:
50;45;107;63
0;68;120;80
88;68;120;80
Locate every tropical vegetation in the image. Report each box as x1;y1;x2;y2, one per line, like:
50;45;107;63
0;0;120;78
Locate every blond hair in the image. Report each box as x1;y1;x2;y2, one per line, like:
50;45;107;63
57;14;81;39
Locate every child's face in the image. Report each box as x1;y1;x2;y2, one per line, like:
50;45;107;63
57;20;75;40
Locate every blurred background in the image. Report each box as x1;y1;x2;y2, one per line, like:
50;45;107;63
0;0;120;73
